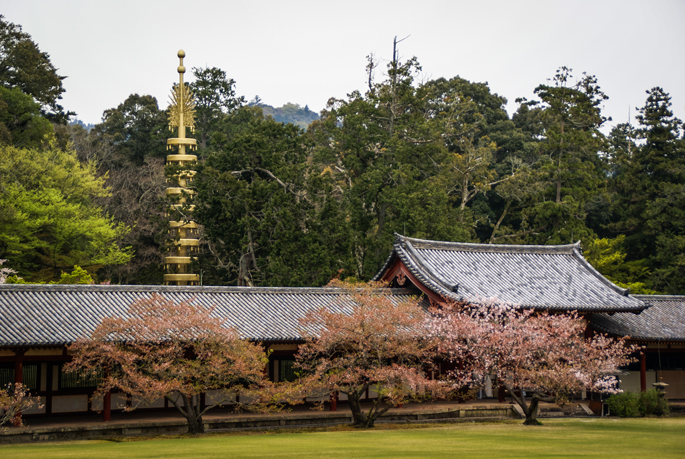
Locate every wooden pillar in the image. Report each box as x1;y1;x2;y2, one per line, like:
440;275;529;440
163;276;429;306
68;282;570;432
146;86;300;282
640;352;647;392
498;384;505;403
103;391;111;422
103;366;111;422
13;350;24;426
14;350;24;384
45;363;53;415
329;391;337;411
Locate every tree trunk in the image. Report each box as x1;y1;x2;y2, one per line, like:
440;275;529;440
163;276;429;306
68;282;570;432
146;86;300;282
523;397;541;425
346;386;395;429
168;393;207;434
556;124;564;204
460;176;469;213
347;391;368;427
489;200;512;243
186;413;205;434
505;384;542;426
184;393;205;434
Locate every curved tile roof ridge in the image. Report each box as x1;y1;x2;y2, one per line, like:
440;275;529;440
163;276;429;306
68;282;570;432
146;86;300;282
568;245;630;297
0;284;414;295
399;237;461;300
633;294;685;301
591;295;685;342
396;233;580;255
374;234;645;312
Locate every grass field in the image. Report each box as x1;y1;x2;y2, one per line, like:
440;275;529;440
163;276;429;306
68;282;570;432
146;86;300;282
1;418;683;458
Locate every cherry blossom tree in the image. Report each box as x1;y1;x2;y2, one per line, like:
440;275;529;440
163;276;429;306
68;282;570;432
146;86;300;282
429;298;637;425
0;382;41;428
66;294;295;434
296;281;446;428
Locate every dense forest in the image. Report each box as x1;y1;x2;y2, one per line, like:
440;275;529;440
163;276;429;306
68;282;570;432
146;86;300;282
0;16;683;293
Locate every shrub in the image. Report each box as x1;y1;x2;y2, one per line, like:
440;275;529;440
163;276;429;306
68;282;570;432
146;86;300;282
607;391;641;417
639;389;669;416
607;389;669;417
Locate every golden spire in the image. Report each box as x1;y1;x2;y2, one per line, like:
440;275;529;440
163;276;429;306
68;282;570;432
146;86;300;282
168;50;196;136
163;50;200;286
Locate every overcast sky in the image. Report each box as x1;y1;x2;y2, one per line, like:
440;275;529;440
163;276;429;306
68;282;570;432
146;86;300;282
3;0;684;132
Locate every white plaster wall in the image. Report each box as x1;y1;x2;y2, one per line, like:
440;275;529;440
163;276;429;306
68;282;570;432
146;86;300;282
306;388;329;402
368;386;379;399
91;395;103;411
132;396;165;408
205;390;235;405
238;392;256;404
619;370;656;393
22;396;45;414
52;395;88;413
112;393;128;410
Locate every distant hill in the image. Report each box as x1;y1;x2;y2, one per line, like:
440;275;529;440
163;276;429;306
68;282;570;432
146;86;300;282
69;119;95;132
254;102;320;130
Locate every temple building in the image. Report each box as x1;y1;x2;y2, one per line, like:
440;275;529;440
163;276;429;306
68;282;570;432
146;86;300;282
592;295;685;396
373;234;645;313
0;233;683;419
373;234;685;398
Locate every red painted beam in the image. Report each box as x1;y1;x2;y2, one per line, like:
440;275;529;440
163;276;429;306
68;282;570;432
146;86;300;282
380;258;446;305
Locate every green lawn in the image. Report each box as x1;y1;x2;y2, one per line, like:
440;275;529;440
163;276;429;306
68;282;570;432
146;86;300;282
2;418;684;458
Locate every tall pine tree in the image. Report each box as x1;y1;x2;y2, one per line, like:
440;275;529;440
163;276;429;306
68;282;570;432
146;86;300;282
610;87;685;293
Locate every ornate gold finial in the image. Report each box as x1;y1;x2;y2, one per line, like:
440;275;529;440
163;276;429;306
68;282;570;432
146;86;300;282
168;50;196;134
168;85;195;133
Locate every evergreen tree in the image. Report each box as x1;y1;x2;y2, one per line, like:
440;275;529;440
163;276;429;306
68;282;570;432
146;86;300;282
610;87;685;293
194;107;354;286
189;67;244;152
0;15;71;123
93;94;167;166
499;68;609;245
311;58;480;279
0;86;54;148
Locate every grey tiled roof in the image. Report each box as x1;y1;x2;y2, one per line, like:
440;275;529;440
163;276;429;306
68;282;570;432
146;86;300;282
0;284;417;346
373;234;646;312
591;295;685;342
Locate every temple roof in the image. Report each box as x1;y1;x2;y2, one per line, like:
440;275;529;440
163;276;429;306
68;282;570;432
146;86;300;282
0;284;417;346
374;234;646;313
591;295;685;342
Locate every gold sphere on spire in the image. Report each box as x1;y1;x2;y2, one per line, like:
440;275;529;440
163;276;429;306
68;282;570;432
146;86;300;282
178;65;186;74
177;49;185;58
